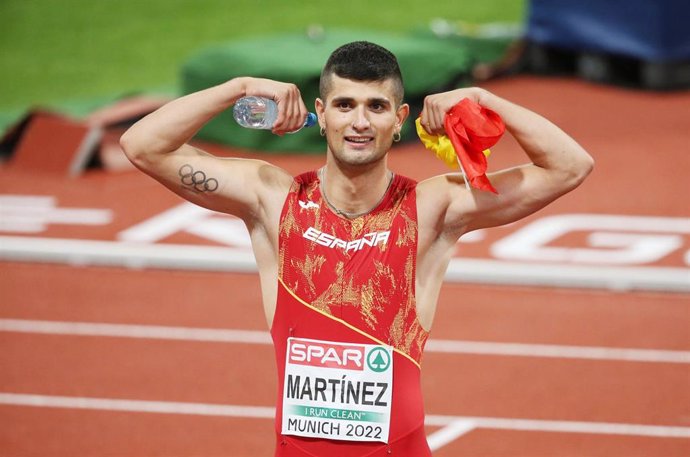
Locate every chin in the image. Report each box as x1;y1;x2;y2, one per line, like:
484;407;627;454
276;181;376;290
328;141;389;166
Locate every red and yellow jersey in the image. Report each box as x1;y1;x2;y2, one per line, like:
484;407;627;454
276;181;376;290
271;170;431;456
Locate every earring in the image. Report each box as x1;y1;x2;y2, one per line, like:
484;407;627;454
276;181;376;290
393;131;401;142
320;126;326;137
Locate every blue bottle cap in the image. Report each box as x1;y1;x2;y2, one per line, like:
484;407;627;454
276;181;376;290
304;112;318;128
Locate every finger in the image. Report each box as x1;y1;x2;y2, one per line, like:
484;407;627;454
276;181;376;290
273;91;291;133
429;97;445;135
285;93;310;133
420;97;434;134
433;105;446;135
429;96;448;134
286;97;305;132
422;102;441;135
280;86;304;133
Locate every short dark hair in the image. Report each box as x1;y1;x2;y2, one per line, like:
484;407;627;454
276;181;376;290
319;41;404;105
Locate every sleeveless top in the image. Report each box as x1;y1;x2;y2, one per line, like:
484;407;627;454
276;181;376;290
271;170;431;456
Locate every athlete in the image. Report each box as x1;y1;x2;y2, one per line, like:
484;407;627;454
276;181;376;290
120;41;593;456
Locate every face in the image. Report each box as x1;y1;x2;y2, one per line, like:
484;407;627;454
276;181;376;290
315;75;409;168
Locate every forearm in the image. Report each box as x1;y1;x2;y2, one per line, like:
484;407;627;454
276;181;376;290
120;78;247;160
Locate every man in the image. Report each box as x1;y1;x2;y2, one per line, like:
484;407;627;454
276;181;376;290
121;41;593;456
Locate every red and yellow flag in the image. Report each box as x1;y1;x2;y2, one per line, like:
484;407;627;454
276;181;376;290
416;98;505;193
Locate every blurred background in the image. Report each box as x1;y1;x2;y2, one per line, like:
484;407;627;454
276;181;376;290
0;0;524;128
3;0;688;152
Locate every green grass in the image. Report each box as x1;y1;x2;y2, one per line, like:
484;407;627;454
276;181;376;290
0;0;525;113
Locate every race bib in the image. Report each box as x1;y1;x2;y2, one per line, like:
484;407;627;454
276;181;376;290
281;337;393;443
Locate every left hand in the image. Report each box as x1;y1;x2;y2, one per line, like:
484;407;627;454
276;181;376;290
419;87;486;135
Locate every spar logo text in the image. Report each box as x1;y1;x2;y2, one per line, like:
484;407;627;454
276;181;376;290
288;340;364;371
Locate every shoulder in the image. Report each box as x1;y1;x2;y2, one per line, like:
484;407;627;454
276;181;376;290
292;170;318;188
394;173;417;190
388;173;417;201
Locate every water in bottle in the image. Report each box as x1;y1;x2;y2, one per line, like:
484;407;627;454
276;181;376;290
233;96;317;131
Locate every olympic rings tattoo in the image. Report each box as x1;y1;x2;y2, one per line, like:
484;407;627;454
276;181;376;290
178;164;219;193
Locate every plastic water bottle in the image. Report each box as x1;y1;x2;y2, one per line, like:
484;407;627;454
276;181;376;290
233;96;317;131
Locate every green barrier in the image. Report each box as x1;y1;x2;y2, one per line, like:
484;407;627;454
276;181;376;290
181;29;485;154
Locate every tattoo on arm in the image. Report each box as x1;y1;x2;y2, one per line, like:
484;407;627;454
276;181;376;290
178;164;219;193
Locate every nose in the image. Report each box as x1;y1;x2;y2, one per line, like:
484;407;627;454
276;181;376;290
352;106;370;131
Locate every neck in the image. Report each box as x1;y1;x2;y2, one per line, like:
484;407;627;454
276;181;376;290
319;164;394;219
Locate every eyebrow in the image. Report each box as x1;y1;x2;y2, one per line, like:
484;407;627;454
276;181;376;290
331;96;392;107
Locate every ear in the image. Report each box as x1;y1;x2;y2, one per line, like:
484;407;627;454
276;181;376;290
395;103;410;131
315;98;326;127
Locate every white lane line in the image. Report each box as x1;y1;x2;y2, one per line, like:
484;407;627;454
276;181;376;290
1;393;689;439
424;413;690;439
1;319;688;364
426;420;476;450
0;393;273;418
0;236;257;272
0;319;272;344
1;236;689;292
424;339;690;364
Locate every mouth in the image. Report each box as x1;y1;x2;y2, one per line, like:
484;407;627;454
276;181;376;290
345;136;374;145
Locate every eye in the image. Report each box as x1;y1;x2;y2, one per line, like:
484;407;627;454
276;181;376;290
336;101;352;110
369;101;387;112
